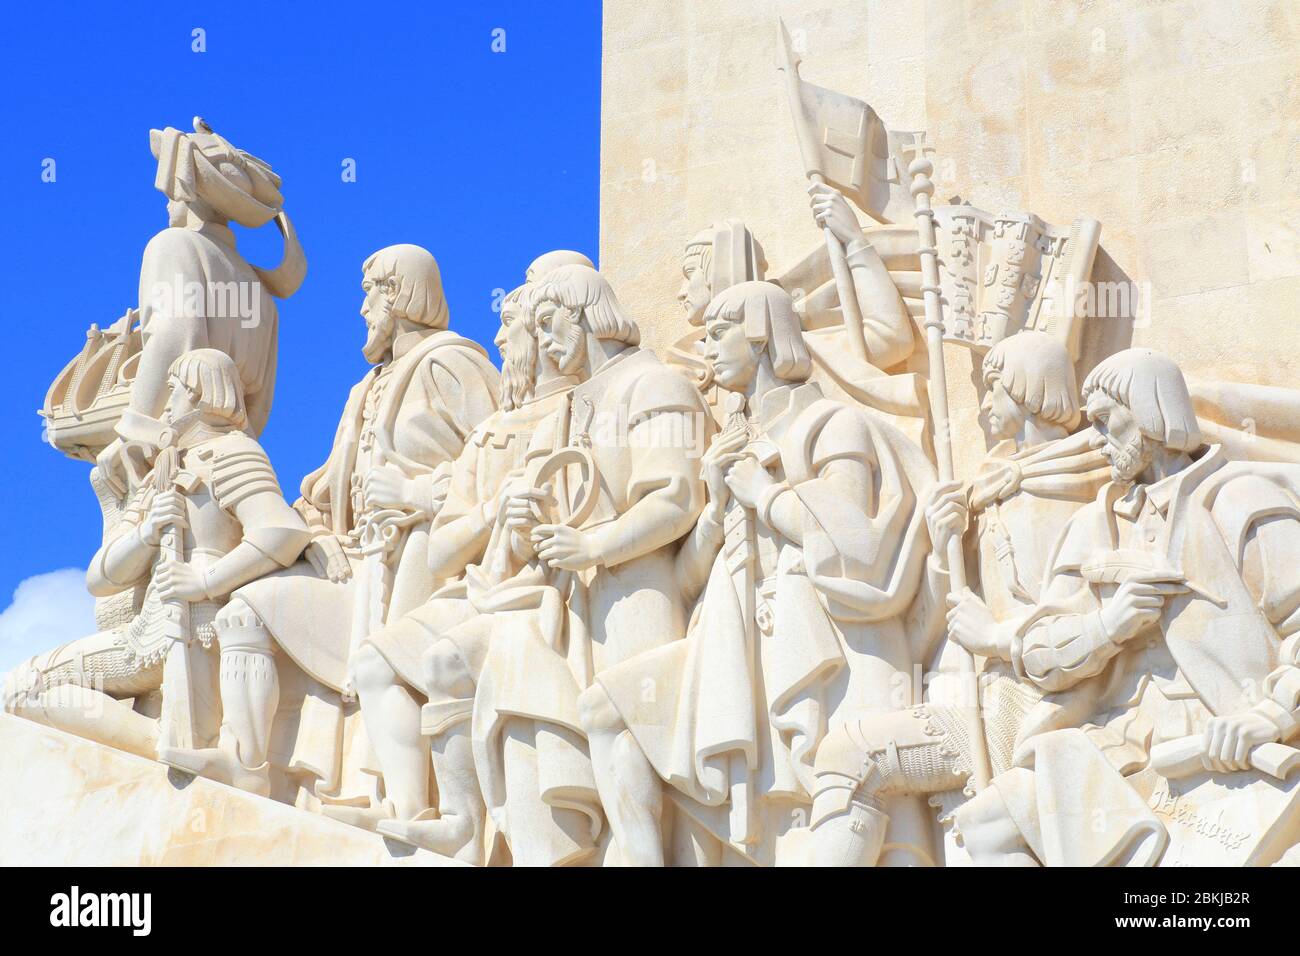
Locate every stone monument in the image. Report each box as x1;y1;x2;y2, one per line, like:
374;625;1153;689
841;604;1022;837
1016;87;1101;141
5;3;1300;867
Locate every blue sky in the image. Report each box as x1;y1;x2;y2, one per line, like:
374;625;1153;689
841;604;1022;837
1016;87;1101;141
0;0;602;667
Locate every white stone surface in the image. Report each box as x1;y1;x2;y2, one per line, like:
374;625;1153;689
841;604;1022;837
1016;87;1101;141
0;714;458;866
7;6;1300;867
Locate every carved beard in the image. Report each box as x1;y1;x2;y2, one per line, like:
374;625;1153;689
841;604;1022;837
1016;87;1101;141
363;308;396;364
552;321;587;377
500;332;538;410
1104;431;1151;483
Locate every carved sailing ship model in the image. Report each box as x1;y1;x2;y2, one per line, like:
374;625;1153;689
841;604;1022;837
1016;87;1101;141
41;307;141;463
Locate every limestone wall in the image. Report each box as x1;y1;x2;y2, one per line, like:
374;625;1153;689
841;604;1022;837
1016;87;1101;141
600;0;1299;476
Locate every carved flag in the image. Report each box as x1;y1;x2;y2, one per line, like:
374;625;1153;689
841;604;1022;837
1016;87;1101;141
776;20;910;223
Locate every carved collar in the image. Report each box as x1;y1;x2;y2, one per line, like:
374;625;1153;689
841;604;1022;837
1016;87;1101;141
390;329;429;362
528;374;580;402
754;381;825;434
1110;445;1221;520
583;345;636;385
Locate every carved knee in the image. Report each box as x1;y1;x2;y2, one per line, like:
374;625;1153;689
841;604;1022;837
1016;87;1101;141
214;599;273;654
951;771;1039;866
353;643;397;697
811;722;883;831
576;682;624;736
423;637;475;702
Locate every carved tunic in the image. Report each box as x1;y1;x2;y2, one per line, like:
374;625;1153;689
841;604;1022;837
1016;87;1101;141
131;226;280;438
235;329;500;690
594;382;939;862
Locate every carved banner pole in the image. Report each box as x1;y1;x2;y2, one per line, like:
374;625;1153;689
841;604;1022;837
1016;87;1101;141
904;134;992;791
776;19;871;365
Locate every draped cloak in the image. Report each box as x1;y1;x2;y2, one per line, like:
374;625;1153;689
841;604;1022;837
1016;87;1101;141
234;329;498;802
595;382;937;858
132;226;280;438
971;447;1300;866
469;347;709;865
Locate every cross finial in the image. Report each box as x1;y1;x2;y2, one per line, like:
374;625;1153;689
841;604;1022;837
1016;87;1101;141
902;131;935;163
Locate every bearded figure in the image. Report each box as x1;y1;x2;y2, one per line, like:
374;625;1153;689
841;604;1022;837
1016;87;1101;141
157;245;499;808
807;332;1109;866
451;265;710;866
952;349;1300;866
344;256;587;864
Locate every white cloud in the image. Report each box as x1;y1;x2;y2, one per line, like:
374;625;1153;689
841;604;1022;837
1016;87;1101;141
0;568;97;677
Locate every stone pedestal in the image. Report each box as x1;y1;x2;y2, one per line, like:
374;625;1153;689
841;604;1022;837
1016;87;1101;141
0;714;460;866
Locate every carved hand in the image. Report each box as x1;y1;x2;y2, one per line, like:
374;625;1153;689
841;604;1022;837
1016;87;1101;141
701;428;748;516
723;454;774;511
139;489;188;547
154;559;208;602
808;182;863;248
95;437;130;498
531;524;601;571
970;460;1021;509
304;534;352;583
503;483;557;531
945;588;1008;659
363;464;415;511
1202;711;1280;773
923;480;967;557
1098;577;1187;644
428;475;451;518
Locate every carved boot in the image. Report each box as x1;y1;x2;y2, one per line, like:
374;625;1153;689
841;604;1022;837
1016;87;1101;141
158;728;272;798
810;799;889;867
809;753;890;867
158;621;277;798
376;703;485;864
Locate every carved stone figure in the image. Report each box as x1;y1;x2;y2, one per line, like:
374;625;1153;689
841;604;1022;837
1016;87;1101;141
5;350;310;775
350;268;580;863
99;118;306;496
456;264;710;866
577;281;955;866
157;245;499;801
665;221;768;402
525;249;593;282
807;331;1108;865
666;213;925;446
952;348;1300;866
11;5;1300;874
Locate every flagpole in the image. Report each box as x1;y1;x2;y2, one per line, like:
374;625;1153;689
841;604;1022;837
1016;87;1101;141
776;19;871;365
905;135;992;791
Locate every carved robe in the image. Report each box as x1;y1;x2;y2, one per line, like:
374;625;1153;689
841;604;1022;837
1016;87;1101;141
595;382;940;864
127;225;281;440
779;225;931;453
362;375;578;694
234;329;498;800
968;446;1300;865
470;347;709;864
940;431;1111;776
